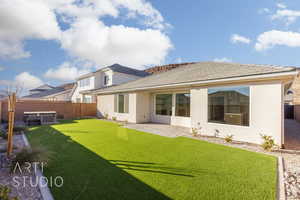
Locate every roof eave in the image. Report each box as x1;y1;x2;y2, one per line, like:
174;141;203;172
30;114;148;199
89;70;298;95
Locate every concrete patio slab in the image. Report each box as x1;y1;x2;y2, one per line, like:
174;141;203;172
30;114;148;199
125;123;190;138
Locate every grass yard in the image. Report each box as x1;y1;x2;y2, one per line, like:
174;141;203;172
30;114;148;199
27;119;277;200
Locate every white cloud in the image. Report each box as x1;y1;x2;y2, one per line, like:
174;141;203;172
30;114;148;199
271;9;300;25
15;72;43;89
44;62;91;81
213;57;233;63
60;18;172;68
0;0;61;59
231;34;251;44
0;0;172;68
276;3;287;9
255;30;300;51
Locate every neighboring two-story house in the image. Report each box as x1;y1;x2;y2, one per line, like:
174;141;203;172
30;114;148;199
22;83;75;101
71;64;149;103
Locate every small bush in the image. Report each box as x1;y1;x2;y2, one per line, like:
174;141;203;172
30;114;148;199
104;113;109;119
0;185;18;200
224;135;234;143
260;134;276;151
112;117;117;121
13;126;27;133
191;128;198;137
11;146;52;171
0;130;8;140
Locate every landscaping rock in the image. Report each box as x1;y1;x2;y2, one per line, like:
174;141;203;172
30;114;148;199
0;135;42;200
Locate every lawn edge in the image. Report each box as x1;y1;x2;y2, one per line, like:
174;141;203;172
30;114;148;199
277;156;286;200
21;133;55;200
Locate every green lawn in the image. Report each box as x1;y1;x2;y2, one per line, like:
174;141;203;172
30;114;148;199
27;119;277;200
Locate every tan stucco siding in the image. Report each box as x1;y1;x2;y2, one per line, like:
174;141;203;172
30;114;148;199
97;81;284;145
191;82;283;145
97;93;137;123
136;92;151;123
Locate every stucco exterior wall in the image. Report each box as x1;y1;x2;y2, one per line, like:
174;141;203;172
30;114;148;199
45;91;71;101
96;82;284;145
71;76;95;102
136;92;151;123
191;82;283;145
97;93;137;123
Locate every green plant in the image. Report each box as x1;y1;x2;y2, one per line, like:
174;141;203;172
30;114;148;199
11;145;52;171
13;126;27;133
260;134;276;151
224;135;234;143
191;128;198;137
112;117;117;121
0;185;18;200
0;130;8;140
104;113;109;119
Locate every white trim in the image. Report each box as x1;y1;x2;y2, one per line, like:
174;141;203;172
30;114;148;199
91;71;297;95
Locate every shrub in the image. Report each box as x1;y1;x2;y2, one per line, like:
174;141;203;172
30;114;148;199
0;130;8;140
191;128;198;137
104;113;109;119
11;145;52;171
112;117;117;121
260;134;276;151
13;126;27;133
224;135;234;143
0;185;18;200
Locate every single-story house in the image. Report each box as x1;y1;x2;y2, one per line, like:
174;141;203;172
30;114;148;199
86;62;298;146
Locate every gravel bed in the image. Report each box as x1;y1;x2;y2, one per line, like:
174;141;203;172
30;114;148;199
0;135;42;200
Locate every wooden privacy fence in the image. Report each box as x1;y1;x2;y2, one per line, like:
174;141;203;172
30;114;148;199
295;105;300;123
0;100;97;122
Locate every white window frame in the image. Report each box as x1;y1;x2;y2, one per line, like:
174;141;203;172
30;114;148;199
207;85;251;127
154;91;191;118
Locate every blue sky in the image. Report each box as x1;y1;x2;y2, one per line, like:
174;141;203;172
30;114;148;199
1;0;300;92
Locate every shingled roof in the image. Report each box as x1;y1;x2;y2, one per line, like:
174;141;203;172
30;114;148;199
78;63;149;80
23;83;75;99
87;62;297;94
106;64;149;77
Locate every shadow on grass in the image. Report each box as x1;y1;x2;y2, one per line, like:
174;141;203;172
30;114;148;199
108;160;208;177
27;125;172;200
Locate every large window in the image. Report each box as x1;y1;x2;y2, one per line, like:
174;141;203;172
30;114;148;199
155;94;172;116
175;93;190;117
114;94;129;113
208;86;250;126
79;78;90;87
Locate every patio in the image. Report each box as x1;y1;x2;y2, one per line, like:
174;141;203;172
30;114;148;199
124;123;190;138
